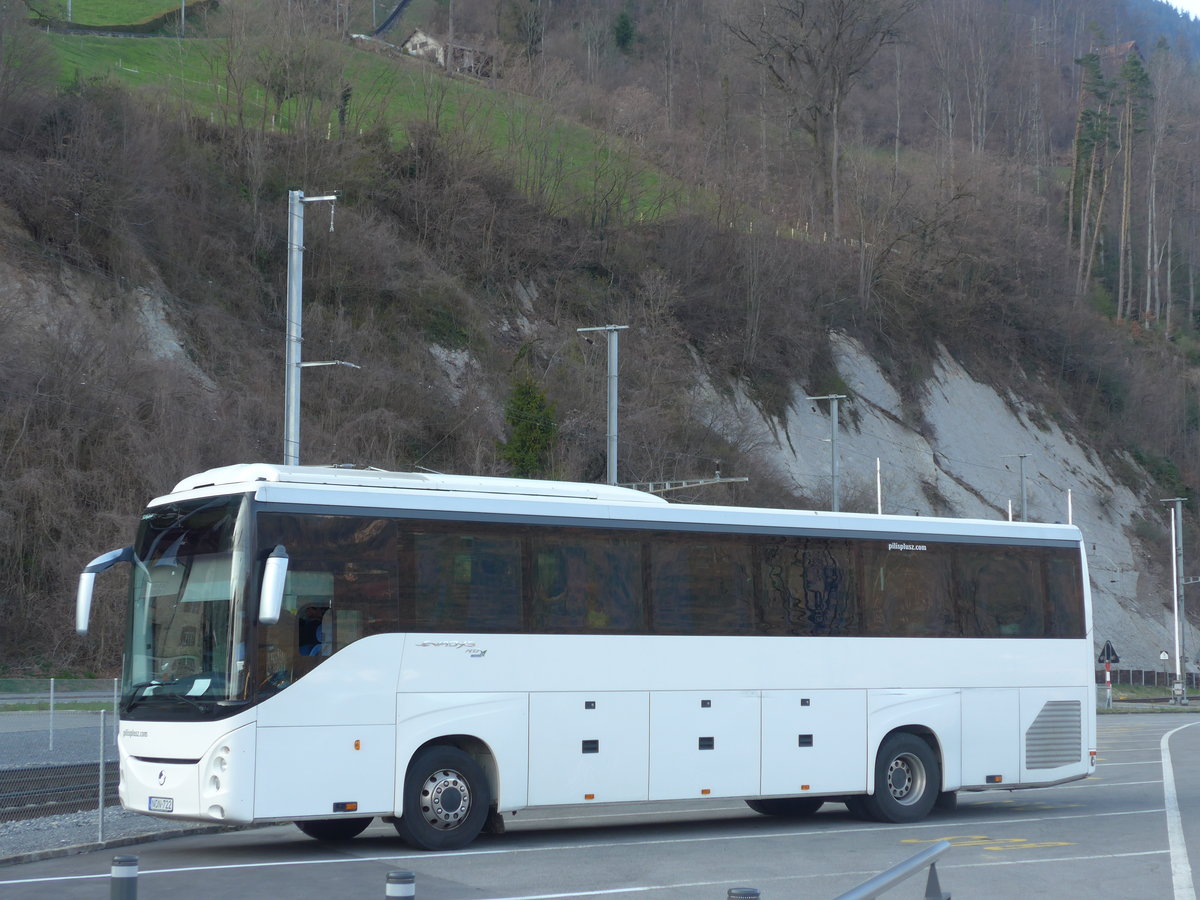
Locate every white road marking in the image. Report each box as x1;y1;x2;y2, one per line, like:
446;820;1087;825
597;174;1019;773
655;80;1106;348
1162;721;1199;900
0;806;1170;887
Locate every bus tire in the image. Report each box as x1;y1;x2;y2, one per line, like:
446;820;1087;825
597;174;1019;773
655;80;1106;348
861;732;940;824
934;790;958;812
393;746;490;851
745;797;825;817
843;796;875;820
295;816;373;841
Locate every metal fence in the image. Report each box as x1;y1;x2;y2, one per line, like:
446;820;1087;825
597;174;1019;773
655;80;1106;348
1095;668;1200;688
0;678;120;835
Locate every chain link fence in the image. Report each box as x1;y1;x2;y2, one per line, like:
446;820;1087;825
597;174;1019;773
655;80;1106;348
0;678;120;836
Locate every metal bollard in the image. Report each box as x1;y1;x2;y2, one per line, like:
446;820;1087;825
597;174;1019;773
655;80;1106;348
386;870;416;898
727;890;760;899
110;856;138;900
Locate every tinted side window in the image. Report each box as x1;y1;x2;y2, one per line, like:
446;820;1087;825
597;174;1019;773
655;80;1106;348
649;535;755;635
760;537;860;635
1043;550;1086;638
955;546;1046;637
403;530;522;632
528;530;643;633
861;542;954;637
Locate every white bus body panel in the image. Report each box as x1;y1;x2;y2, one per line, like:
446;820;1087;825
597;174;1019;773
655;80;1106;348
960;689;1020;788
396;691;529;812
119;633;1094;827
760;690;867;796
866;689;962;794
1019;686;1090;784
649;690;760;800
119;716;257;824
528;692;649;805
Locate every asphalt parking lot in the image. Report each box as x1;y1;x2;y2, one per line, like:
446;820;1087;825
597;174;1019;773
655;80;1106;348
1;712;1197;899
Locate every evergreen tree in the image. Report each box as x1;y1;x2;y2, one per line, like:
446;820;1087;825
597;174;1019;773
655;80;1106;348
498;377;558;478
613;12;635;54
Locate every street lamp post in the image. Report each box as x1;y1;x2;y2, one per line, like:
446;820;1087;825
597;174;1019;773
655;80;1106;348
1163;497;1188;704
284;189;340;466
577;325;629;485
806;394;847;511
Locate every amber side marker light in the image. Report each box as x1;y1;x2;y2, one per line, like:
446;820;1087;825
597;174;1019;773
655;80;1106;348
985;775;1003;784
333;802;359;812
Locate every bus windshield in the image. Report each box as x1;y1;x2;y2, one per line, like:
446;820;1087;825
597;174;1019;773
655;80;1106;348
122;495;252;719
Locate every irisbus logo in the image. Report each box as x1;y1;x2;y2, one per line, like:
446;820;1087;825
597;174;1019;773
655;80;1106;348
888;542;927;552
416;640;487;658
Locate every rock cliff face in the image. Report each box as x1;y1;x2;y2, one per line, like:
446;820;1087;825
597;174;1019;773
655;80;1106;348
727;331;1190;673
10;236;1184;673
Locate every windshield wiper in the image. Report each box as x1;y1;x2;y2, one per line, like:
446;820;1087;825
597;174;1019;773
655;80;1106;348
123;680;174;713
123;679;214;715
166;692;209;712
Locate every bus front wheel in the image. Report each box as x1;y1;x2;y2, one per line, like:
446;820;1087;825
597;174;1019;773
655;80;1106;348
860;733;940;823
393;746;491;851
295;817;373;841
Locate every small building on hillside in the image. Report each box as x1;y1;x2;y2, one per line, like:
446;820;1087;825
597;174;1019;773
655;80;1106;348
399;29;495;78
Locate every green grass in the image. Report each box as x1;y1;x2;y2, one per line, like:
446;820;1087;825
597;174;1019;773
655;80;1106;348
1105;683;1187;700
52;34;211;91
32;0;180;27
45;32;683;224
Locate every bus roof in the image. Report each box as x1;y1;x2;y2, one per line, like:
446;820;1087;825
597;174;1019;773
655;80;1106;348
161;464;1083;546
169;464;670;504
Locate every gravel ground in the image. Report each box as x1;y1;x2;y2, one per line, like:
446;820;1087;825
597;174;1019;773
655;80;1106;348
0;710;237;866
0;806;232;866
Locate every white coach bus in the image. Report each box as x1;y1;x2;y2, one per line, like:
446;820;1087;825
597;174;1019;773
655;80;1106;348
76;463;1096;850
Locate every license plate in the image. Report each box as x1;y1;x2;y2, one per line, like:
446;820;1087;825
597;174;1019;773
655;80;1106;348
149;796;174;812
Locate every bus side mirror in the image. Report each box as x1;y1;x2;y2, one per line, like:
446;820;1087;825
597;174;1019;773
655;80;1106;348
76;547;134;636
259;545;289;626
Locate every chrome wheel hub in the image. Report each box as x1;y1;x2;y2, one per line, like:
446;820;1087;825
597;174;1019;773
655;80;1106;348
419;768;471;830
886;752;926;806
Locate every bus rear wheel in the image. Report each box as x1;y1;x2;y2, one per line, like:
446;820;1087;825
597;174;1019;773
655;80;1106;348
859;733;940;823
295;816;373;841
393;746;490;851
745;797;824;817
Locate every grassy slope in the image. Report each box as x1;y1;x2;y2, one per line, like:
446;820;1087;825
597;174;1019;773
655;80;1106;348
46;31;679;222
33;1;180;26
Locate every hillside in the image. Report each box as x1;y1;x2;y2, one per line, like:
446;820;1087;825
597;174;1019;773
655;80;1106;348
2;0;1200;674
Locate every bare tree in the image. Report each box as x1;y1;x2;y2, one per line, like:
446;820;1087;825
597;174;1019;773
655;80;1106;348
0;1;54;121
728;0;918;238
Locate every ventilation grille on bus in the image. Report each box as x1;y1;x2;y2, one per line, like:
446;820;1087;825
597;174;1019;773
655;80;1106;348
1024;700;1082;769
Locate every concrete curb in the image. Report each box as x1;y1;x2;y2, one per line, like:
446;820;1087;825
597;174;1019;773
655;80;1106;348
0;824;247;868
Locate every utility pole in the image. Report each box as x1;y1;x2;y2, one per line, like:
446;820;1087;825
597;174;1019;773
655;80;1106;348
284;189;341;466
1164;497;1189;703
577;325;629;485
806;394;847;511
